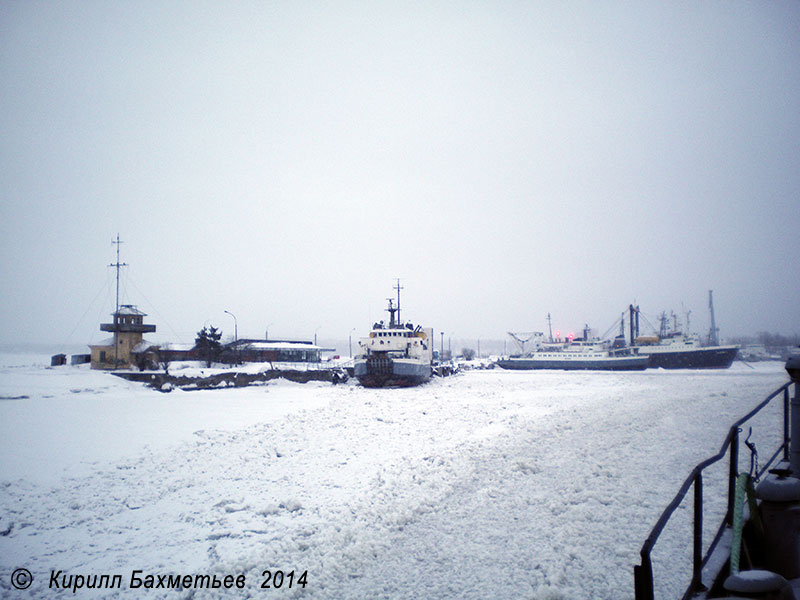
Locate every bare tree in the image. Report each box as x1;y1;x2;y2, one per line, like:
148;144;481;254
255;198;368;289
155;345;172;375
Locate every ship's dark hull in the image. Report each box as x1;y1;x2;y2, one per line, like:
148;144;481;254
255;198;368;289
639;345;738;369
496;355;649;371
354;356;432;387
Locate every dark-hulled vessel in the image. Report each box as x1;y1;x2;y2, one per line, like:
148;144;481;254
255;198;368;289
628;294;738;369
633;332;738;369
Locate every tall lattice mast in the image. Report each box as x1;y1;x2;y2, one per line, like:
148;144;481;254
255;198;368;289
109;234;127;367
110;234;127;318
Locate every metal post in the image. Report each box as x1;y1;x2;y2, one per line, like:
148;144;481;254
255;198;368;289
224;310;237;342
692;473;704;592
224;310;238;365
786;387;792;462
634;552;654;600
727;429;739;525
792;381;800;474
787;352;800;473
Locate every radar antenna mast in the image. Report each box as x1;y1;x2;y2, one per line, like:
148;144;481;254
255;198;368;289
110;234;127;317
109;234;128;367
385;299;397;328
394;278;403;326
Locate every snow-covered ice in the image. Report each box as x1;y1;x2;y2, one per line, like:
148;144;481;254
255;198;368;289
0;354;790;599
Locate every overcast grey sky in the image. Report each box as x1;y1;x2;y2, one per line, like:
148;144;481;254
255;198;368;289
1;1;799;349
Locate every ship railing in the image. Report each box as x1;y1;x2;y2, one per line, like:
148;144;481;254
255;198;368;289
270;361;349;372
634;380;792;600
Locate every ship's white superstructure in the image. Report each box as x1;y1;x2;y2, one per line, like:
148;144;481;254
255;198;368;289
353;283;433;387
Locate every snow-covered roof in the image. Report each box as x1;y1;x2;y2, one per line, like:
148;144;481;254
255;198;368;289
132;339;156;353
89;337;115;348
115;305;147;316
158;342;195;352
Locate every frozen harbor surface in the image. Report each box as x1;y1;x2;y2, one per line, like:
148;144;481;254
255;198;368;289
0;354;789;599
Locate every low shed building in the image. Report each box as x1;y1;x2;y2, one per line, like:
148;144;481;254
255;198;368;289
228;340;322;363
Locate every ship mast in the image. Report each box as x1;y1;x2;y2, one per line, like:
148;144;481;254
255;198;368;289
707;290;719;346
394;278;403;326
682;303;692;335
659;311;668;338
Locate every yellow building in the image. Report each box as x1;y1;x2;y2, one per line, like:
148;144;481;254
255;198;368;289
90;305;156;369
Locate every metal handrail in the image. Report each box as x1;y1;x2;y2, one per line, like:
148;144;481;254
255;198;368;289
634;381;792;600
269;361;350;372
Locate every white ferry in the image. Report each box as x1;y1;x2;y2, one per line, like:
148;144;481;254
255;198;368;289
496;330;648;371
